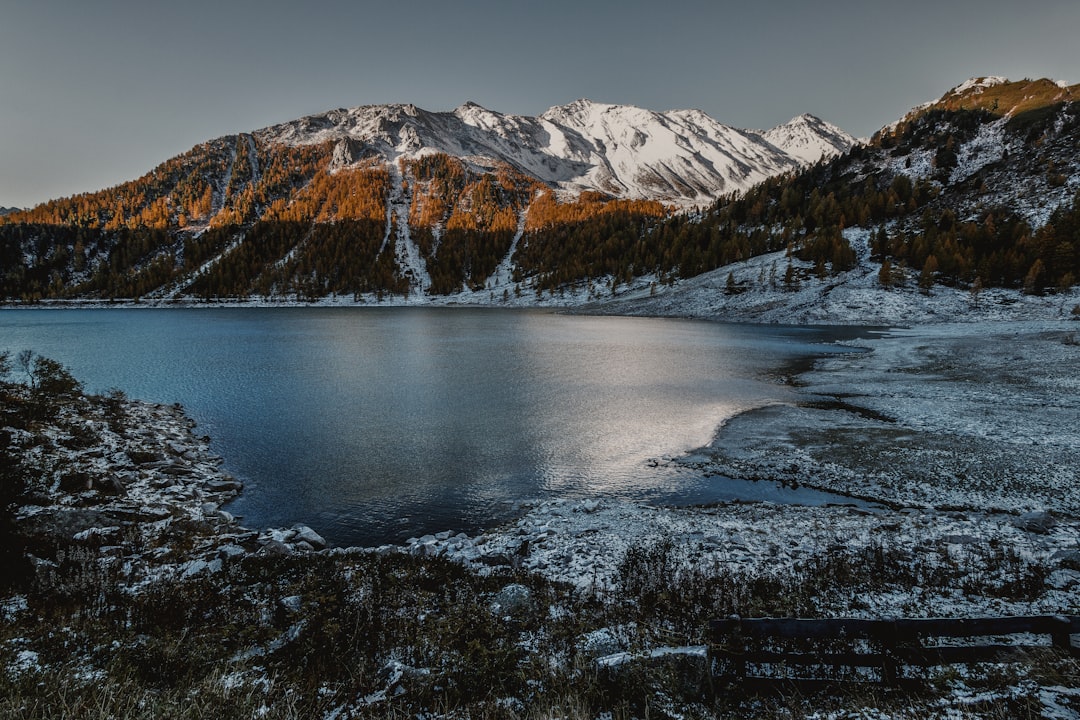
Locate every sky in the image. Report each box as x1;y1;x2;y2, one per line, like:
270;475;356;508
1;0;1078;209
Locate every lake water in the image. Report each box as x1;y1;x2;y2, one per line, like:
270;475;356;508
0;307;872;545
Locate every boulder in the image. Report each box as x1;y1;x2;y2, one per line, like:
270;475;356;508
257;539;292;556
217;544;247;560
279;595;303;613
490;583;534;619
292;525;327;549
1051;549;1080;570
1014;511;1056;534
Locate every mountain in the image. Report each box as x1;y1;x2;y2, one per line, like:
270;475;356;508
759;113;856;166
258;99;854;204
594;76;1080;323
0;99;853;301
2;79;1077;313
0;207;19;216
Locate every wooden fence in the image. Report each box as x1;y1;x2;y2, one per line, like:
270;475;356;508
709;615;1080;685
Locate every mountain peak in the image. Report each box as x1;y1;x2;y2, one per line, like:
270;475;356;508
760;114;857;166
949;76;1010;95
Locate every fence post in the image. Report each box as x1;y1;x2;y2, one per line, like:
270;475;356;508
1050;615;1074;656
880;619;899;687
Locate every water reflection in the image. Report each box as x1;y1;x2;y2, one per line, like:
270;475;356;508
0;307;869;545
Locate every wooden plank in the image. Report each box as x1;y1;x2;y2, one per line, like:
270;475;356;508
714;649;890;668
710;617;894;640
894;616;1066;637
707;615;1080;682
894;644;1048;666
711;615;1080;642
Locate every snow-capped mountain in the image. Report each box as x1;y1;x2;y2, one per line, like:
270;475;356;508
259;99;855;204
0;207;19;216
757;113;856;166
9;77;1076;311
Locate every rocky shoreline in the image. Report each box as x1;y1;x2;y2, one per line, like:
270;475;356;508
11;395;328;585
4;346;1080;717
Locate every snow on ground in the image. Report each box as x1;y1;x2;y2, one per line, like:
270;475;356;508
588;232;1080;326
687;322;1080;515
390;314;1080;625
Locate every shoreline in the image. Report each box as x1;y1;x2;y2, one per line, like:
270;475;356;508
395;320;1080;601
4;319;1080;717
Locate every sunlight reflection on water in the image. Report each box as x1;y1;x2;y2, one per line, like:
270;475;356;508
0;307;870;545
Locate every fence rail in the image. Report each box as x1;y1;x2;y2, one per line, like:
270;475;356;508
708;615;1080;685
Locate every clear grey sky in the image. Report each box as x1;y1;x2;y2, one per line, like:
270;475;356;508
1;0;1077;208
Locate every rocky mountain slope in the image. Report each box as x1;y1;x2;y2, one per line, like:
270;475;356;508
259;99;854;203
2;78;1078;315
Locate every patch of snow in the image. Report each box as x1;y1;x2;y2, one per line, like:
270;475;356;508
951;77;1010;95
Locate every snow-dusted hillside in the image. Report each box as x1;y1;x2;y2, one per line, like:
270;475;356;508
258;99;855;205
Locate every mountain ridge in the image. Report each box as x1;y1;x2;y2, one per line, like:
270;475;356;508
254;98;856;205
2;77;1077;312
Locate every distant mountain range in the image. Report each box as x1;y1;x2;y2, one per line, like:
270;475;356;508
0;207;19;216
261;99;855;204
1;78;1077;310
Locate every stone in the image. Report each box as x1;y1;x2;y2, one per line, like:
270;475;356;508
1047;569;1080;590
490;583;534;619
1014;511;1057;534
217;544;247;560
293;540;315;552
1051;549;1080;570
579;627;627;658
59;472;93;493
941;534;981;545
257;539;292;556
279;595;303;613
206;479;243;493
292;525;327;549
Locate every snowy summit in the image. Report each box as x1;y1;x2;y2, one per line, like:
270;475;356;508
258;99;856;205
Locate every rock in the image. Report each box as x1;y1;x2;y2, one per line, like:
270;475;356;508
217;544;247;560
435;530;453;541
1047;569;1080;589
580;499;600;513
292;525;327;549
95;473;129;495
418;534;436;545
215;510;235;524
180;559;222;578
1051;549;1080;570
578;627;626;658
266;528;297;544
59;472;93;493
279;595;303;613
294;540;315;552
490;583;534;619
257;539;292;556
1014;511;1057;534
201;502;219;516
941;534;982;545
206;479;243;493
